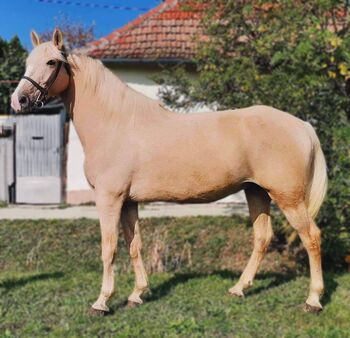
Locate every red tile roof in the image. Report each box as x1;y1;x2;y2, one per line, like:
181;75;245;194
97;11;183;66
87;0;205;61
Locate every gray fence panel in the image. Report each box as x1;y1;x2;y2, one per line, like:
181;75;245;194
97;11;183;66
16;114;61;177
15;114;63;204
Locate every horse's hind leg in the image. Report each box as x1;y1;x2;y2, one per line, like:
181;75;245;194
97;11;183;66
279;202;324;312
229;185;273;297
121;201;149;307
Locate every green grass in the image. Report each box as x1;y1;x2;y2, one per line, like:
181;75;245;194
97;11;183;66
0;200;8;208
0;217;349;337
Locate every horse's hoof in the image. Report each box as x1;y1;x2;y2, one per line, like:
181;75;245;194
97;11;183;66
304;303;323;313
88;307;110;317
228;288;244;298
126;300;141;309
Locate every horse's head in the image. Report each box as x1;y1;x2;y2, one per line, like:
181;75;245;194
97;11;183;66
11;28;71;113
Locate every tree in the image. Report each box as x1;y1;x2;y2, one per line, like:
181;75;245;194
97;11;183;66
39;14;95;51
158;0;350;269
0;36;27;113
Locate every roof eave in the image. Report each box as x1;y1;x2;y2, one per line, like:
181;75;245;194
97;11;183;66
101;57;195;66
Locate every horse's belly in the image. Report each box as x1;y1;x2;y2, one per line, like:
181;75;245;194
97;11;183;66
130;167;245;203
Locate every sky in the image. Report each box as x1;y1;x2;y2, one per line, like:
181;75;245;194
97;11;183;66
0;0;162;50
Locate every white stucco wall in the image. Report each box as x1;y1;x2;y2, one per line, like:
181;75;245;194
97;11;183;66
66;65;245;204
67;124;89;191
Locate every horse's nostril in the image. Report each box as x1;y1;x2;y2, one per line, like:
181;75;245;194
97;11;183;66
19;95;29;107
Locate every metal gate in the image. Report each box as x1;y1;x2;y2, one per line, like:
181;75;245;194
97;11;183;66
15;114;63;204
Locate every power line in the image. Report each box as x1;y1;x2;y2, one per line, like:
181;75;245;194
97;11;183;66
36;0;153;12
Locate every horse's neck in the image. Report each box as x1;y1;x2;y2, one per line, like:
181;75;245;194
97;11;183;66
62;56;170;150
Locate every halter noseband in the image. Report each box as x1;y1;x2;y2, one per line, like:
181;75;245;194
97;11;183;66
21;52;70;108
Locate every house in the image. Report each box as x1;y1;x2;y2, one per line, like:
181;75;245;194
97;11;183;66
66;0;245;204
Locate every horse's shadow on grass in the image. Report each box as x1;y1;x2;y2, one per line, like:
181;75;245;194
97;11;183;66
0;271;64;291
322;274;339;306
141;270;296;303
138;269;338;307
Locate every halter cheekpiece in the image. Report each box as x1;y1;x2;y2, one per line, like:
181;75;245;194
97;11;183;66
21;51;70;108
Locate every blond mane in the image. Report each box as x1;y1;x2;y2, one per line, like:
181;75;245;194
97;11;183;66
66;53;168;117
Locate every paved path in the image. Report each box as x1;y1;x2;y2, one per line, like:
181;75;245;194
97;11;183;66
0;202;248;219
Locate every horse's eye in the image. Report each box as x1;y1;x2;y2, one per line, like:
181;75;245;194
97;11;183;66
47;60;56;66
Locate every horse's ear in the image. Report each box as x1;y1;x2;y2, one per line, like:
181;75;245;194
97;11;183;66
52;28;64;50
31;30;41;47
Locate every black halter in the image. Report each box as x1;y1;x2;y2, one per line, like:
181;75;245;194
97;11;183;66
22;52;70;108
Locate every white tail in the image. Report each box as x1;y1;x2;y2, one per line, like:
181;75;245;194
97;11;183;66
304;122;328;219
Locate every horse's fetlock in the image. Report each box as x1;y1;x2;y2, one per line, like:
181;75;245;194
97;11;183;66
137;283;149;292
243;280;253;289
101;289;114;299
312;283;324;296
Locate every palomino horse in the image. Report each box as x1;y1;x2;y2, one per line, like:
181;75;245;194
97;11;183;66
11;29;327;315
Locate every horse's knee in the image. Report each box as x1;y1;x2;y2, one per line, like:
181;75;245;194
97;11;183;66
101;245;116;264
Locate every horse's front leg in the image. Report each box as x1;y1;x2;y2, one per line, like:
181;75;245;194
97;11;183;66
89;190;124;316
121;201;149;307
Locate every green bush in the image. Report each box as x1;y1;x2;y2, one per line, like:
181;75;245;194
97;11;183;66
158;0;350;268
